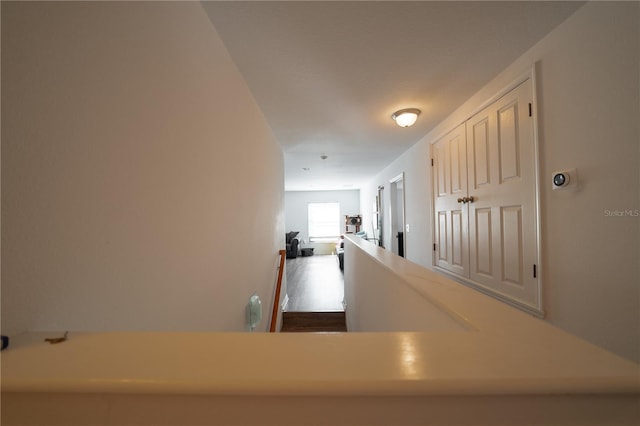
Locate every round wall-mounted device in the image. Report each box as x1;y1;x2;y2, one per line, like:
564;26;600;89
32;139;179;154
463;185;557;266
553;173;568;187
552;169;578;190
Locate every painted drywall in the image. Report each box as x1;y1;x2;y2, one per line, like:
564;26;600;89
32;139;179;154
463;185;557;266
343;239;467;332
285;190;360;254
1;2;284;333
362;2;640;362
360;142;432;266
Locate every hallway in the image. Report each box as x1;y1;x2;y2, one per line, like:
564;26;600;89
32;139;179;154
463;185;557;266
285;255;344;312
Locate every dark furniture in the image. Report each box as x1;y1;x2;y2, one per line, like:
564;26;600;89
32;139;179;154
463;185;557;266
286;232;300;258
345;215;362;233
337;239;344;270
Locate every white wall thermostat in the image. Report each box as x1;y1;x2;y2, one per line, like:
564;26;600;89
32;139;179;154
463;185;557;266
552;168;578;190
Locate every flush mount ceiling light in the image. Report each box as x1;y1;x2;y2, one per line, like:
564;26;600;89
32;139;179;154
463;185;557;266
391;108;421;127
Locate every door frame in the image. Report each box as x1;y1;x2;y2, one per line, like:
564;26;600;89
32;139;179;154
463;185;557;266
376;185;385;248
389;172;406;257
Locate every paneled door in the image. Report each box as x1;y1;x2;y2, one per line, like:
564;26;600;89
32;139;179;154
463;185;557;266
466;79;539;309
432;123;468;277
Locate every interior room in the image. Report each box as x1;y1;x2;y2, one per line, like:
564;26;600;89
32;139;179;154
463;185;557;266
2;1;638;424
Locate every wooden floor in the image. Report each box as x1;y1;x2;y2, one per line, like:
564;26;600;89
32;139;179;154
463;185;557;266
280;311;347;332
285;255;344;312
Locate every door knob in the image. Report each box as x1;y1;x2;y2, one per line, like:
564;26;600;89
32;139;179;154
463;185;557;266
457;196;476;204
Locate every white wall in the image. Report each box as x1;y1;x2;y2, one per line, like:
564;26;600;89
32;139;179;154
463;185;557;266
343;238;467;332
1;2;284;333
361;2;640;362
285;190;360;253
360;142;432;266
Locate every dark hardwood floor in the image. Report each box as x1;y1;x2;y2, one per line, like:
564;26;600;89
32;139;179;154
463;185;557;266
282;254;346;332
285;255;344;312
280;312;347;332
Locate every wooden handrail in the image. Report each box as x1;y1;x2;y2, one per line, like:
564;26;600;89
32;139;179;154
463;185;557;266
270;249;287;332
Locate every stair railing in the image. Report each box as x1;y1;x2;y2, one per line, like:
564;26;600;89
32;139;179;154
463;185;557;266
270;249;287;332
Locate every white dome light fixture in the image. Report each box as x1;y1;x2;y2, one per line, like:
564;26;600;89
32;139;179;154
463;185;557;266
391;108;421;127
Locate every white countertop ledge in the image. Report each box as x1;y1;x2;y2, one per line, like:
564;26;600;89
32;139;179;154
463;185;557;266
2;331;638;396
2;237;638;397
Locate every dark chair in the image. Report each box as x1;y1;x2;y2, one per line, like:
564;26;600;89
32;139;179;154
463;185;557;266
286;231;300;258
337;239;344;270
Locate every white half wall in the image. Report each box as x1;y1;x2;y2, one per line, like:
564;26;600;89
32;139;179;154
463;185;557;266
343;238;467;332
361;2;640;362
285;190;360;253
1;2;284;333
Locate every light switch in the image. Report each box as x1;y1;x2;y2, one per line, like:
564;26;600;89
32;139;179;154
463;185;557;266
405;224;410;232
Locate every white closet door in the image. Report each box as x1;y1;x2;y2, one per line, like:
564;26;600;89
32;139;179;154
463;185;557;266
433;123;469;277
466;79;539;310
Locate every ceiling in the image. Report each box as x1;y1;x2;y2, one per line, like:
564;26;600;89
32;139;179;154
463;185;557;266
202;1;583;192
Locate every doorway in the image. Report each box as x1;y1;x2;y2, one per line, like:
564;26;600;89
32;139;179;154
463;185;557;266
390;173;406;258
376;185;385;248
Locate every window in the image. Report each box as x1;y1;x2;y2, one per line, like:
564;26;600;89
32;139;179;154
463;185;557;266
308;202;340;242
